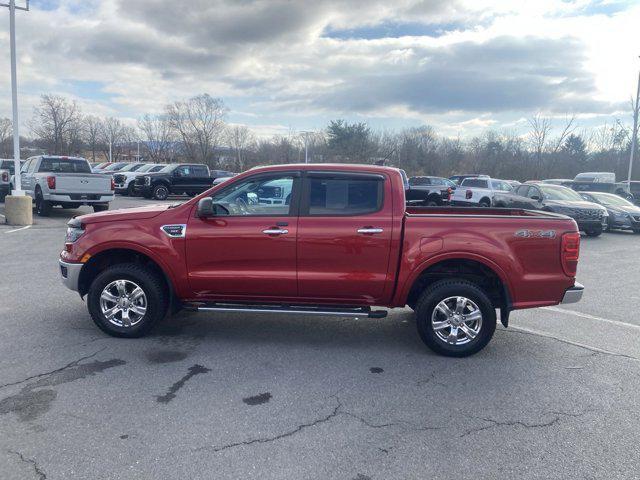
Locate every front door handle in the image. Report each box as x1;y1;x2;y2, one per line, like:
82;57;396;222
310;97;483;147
263;228;289;235
357;227;384;235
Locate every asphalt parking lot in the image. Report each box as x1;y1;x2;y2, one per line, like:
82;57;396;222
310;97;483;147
1;197;640;479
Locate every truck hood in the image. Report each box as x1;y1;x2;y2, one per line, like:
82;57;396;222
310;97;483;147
78;204;172;224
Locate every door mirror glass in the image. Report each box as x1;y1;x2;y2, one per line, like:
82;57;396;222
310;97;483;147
197;197;229;218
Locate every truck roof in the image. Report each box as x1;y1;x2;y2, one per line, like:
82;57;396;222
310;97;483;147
247;163;401;175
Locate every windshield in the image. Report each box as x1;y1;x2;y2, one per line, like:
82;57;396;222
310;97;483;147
159;164;178;173
38;158;91;174
138;164;157;172
103;163;126;171
539;185;584;201
592;193;634;207
117;164;138;172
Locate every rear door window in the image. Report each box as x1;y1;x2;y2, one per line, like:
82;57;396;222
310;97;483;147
304;175;383;216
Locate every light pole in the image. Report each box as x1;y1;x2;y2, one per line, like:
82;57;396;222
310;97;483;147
1;0;28;194
300;131;312;163
628;60;640;184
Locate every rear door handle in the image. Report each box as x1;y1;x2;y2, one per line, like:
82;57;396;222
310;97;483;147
263;228;289;235
357;227;384;234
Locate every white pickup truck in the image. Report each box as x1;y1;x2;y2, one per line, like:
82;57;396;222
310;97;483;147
449;177;513;207
0;159;17;201
18;155;114;216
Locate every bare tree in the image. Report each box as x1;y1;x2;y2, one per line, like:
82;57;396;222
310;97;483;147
30;94;82;155
83;116;103;162
138;114;175;164
166;94;227;167
226;124;255;172
0;118;11;158
99;117;129;162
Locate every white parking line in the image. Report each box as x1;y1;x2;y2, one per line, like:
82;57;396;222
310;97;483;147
541;305;640;331
5;225;31;234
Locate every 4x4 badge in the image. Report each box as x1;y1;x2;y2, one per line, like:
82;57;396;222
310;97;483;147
514;229;556;238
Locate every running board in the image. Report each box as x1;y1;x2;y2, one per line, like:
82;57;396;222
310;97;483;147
183;302;388;319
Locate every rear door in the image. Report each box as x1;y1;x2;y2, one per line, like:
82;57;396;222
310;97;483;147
296;171;393;302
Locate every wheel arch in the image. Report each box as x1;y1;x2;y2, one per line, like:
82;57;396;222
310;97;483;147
78;247;177;307
403;255;512;325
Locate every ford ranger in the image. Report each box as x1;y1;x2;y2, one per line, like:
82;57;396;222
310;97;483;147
59;164;584;357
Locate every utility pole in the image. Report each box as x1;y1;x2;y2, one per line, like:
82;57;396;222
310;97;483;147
2;0;29;194
629;62;640;183
108;133;112;162
300;131;311;163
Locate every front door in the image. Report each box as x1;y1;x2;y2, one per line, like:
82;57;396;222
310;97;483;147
296;171;393;302
186;171;301;299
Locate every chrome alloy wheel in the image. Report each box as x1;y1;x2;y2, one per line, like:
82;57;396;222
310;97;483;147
100;280;147;327
431;296;483;346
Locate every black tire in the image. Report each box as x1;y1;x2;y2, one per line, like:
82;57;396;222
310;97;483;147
35;188;52;216
0;191;6;202
479;198;491;208
585;228;602;237
87;263;169;338
93;204;109;213
127;182;136;196
415;279;496;357
152;184;169;200
426;199;439;207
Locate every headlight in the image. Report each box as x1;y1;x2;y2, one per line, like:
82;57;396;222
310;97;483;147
65;219;85;243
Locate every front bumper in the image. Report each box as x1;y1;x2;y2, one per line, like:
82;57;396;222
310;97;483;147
576;219;607;232
561;282;584;304
59;259;83;292
133;185;152;196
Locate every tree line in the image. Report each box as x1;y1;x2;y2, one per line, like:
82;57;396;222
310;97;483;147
0;93;637;181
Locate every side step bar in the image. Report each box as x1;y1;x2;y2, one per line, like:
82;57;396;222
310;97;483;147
183;302;388;319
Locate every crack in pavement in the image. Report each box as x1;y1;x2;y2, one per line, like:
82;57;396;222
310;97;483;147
500;327;640;362
8;450;47;479
460;410;590;438
0;348;106;391
195;396;442;454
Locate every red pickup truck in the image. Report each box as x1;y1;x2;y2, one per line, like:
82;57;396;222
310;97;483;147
59;164;583;357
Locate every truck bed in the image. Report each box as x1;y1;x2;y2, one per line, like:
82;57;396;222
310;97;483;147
405;205;562;218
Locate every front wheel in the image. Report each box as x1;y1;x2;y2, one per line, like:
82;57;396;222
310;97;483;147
415;279;496;357
585;228;602;237
152;184;169;200
87;263;168;338
479;199;491;208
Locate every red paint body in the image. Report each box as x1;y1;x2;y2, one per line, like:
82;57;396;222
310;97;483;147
60;164;580;310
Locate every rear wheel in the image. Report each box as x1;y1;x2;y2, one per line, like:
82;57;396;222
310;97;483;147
152;184;169;200
426;199;439;207
35;189;52;216
415;279;496;357
87;263;168;338
479;198;491;208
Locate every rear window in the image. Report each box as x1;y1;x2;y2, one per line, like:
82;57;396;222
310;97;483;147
307;177;383;215
409;177;430;186
38;158;91;174
461;179;488;188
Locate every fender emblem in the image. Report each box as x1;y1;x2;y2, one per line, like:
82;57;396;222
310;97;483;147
161;224;187;238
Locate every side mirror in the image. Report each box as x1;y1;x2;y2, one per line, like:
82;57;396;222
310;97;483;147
197;198;214;218
530;195;541;202
197;197;229;218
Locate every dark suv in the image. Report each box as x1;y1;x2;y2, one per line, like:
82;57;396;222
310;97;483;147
493;182;608;237
134;163;212;200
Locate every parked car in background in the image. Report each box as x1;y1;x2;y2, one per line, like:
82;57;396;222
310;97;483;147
405;176;455;206
134;163;212;200
210;169;236;179
113;164;165;195
579;191;640;233
493;182;608;236
543;179;572;186
0;158;23;201
620;181;640;205
566;172;632;200
92;162;115;173
449;177;513;207
98;162;131;174
449;174;489;185
212;176;233;187
18;155;114;216
504;180;521;188
59;163;584;357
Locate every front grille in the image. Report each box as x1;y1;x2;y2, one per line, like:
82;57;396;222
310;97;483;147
113;174;126;183
633;215;640;222
135;177;148;186
573;209;603;220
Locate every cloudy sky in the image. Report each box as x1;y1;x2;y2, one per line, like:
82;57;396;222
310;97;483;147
0;0;638;137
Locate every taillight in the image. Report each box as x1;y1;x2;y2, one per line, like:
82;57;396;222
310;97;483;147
561;232;580;276
465;189;472;199
110;178;115;191
1;171;7;182
46;176;56;189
